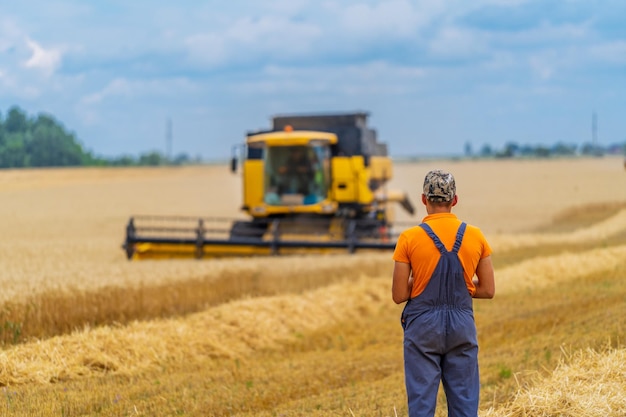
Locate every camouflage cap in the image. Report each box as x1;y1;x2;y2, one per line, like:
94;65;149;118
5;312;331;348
423;169;456;202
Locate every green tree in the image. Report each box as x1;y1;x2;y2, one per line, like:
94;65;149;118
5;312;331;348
479;143;493;157
27;114;85;167
0;133;30;168
0;106;201;168
0;107;104;168
4;107;28;133
533;145;551;158
551;142;577;156
138;151;167;166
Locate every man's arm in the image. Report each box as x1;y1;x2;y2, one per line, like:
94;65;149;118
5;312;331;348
392;261;413;304
472;255;495;299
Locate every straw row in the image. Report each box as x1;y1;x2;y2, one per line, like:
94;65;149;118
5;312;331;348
494;244;626;295
0;274;390;386
0;244;621;387
489;208;626;252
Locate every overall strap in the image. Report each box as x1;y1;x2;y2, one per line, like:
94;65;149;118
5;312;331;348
452;222;467;254
418;223;447;254
419;222;467;255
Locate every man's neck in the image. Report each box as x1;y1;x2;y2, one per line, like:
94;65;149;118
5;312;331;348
425;205;453;215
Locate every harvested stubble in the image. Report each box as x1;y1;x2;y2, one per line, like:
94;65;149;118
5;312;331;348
0;248;391;305
482;347;626;417
391;157;626;233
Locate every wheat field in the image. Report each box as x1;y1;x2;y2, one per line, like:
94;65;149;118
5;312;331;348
0;157;624;416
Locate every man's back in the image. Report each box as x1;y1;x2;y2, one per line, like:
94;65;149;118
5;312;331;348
393;212;491;299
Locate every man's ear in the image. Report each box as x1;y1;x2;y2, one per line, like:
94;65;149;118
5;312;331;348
451;195;458;207
421;194;428;205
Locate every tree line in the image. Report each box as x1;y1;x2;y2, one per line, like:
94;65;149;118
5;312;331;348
466;139;625;159
1;106;624;169
0;106;192;169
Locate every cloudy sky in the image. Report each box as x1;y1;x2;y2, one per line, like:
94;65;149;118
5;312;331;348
0;0;624;160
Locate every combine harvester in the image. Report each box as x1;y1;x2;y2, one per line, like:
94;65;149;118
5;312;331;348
123;112;415;260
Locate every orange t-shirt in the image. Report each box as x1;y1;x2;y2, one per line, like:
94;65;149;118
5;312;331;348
392;213;492;298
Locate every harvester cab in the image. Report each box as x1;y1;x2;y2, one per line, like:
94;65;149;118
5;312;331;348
123;112;415;260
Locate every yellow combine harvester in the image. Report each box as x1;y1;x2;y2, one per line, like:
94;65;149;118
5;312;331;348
123;112;415;260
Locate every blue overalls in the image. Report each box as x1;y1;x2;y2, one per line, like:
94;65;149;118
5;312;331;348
401;222;479;417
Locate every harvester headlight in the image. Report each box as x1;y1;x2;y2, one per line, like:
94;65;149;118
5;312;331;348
252;205;267;214
321;203;335;213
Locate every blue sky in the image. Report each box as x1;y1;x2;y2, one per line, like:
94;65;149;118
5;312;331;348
1;0;624;160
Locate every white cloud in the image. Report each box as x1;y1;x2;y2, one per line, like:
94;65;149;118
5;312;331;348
262;0;311;15
529;55;555;80
23;38;62;76
184;15;321;68
0;39;11;54
429;26;489;57
0;15;22;41
0;65;41;99
231;60;426;97
589;40;626;64
82;78;132;105
477;19;592;50
81;77;203;106
427;18;597;84
338;0;425;37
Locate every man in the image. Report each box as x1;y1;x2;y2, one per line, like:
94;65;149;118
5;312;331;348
392;169;495;417
276;147;315;195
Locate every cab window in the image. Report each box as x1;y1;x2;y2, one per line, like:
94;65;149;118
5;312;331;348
264;145;330;205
